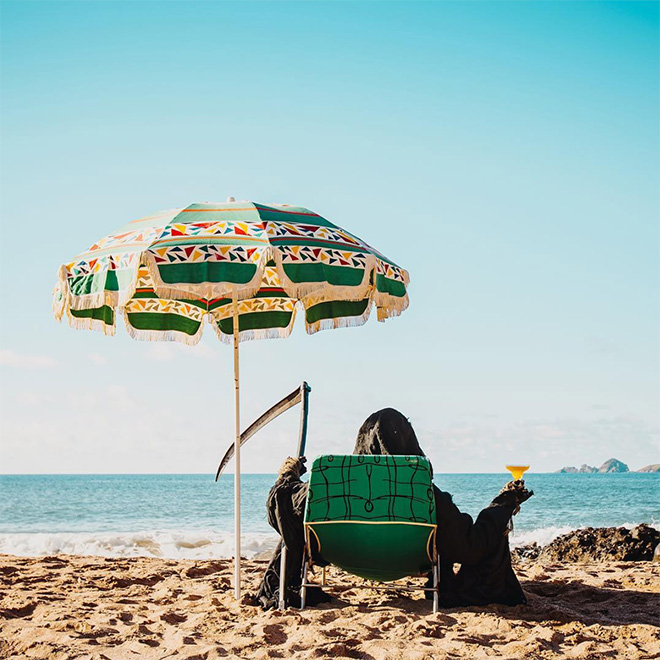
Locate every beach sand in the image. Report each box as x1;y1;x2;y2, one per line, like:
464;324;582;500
1;554;658;659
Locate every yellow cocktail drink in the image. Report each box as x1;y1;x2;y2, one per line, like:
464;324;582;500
506;465;530;481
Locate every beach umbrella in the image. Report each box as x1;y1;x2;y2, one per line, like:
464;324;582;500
52;199;410;599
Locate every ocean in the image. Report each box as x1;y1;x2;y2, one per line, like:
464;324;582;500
1;473;658;560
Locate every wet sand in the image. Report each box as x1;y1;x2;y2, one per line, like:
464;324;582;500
1;554;658;659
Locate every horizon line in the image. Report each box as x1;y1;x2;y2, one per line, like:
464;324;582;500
1;471;656;477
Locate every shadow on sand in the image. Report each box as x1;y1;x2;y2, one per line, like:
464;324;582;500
514;577;660;627
315;576;659;628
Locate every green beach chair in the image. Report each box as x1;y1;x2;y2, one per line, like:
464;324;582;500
301;454;440;613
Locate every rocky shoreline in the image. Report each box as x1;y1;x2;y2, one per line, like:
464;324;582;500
513;523;660;563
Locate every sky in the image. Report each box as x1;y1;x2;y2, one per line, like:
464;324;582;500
0;1;658;474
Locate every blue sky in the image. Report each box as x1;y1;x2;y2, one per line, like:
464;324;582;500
1;1;658;474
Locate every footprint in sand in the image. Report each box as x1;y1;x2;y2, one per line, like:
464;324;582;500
137;623;156;635
73;624;120;640
261;623;287;645
112;574;165;588
41;557;68;566
312;640;362;659
411;622;445;639
161;611;188;624
184;561;226;579
0;602;37;619
132;622;160;648
318;611;340;624
321;628;346;639
456;633;500;645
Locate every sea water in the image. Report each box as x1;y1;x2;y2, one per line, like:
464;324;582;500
0;473;658;560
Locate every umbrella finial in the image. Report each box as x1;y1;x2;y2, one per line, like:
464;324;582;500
227;196;236;202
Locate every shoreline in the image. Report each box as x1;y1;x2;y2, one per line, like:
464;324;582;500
1;553;659;659
1;522;658;564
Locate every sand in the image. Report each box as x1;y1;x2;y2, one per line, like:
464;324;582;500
1;554;658;659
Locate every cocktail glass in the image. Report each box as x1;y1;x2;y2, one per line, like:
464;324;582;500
505;465;530;481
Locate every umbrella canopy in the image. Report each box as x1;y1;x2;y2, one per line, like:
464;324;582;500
53;201;409;340
52;199;410;602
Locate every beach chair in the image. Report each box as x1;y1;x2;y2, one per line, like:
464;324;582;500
300;454;440;613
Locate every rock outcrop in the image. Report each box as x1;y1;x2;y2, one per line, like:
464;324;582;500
511;542;542;562
536;524;660;562
637;464;660;473
598;458;629;473
556;464;596;473
556;458;630;474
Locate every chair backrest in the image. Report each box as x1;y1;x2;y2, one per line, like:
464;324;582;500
304;454;437;582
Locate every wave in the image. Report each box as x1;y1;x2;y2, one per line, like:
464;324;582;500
509;526;576;548
1;522;657;560
0;530;279;560
510;521;659;548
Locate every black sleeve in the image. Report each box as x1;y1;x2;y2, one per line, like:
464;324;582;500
434;487;514;565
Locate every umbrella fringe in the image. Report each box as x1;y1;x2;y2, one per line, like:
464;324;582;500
64;309;117;336
123;316;204;345
299;283;374;304
67;291;119;311
376;305;405;322
52;283;66;322
305;301;373;335
374;292;410;321
208;312;297;344
219;326;295;344
58;284;136;312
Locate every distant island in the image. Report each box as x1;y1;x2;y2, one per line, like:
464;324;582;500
637;464;660;473
556;459;660;474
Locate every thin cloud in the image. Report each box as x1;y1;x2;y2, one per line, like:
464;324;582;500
0;350;57;369
88;353;108;366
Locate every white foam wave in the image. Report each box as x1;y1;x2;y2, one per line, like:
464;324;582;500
0;530;279;560
510;521;660;548
2;522;657;560
509;526;575;548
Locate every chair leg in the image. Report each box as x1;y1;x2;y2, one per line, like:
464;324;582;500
300;559;309;610
433;558;439;614
321;566;326;586
278;544;287;610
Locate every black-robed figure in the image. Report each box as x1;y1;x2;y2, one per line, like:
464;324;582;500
255;408;533;610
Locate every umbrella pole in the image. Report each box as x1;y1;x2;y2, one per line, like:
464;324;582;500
232;299;241;601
